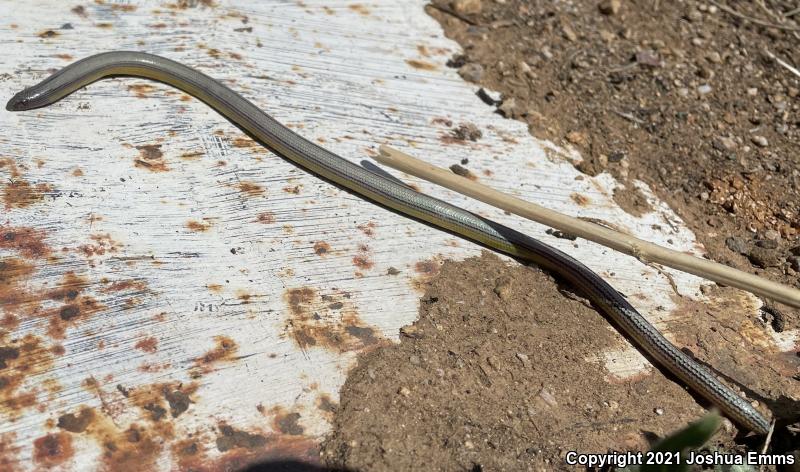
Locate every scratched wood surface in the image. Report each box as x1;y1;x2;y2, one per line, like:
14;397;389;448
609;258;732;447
0;1;795;470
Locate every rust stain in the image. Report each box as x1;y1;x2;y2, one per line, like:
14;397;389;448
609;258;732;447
356;221;376;237
0;158;53;210
282;185;302;195
0;158;21;179
197;336;238;364
72;168;83;176
44;272;105;339
411;256;444;292
172;437;208;472
128;382;198;422
313;241;330;256
32;432;73;467
97;422;162;472
207;284;223;294
78;233;121;258
352;244;373;271
134;144;169;172
256;212;276;224
96;22;113;29
236;291;252;304
100;279;148;293
316;393;337;415
352;254;373;270
127;84;158;98
57;407;95;433
283;287;379;352
0;432;20;471
216;423;267;452
185;220;212;232
57;400;180;472
191;336;238;377
37;30;59;38
0;258;36;330
237;181;265;197
271;408;304;435
110;3;137;11
134;337;158;353
174;0;216;8
71;5;86;17
0;226;50;259
570;192;590;206
180;151;204;160
3;180;54;209
55;53;74;60
232;137;256;149
405;59;437;71
214;434;321;471
348;3;370;15
0;334;55;419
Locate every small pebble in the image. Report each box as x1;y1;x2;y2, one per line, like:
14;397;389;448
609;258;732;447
764;229;780;241
713;136;736;151
398;386;411;397
566;130;587;146
788;256;800;272
498;97;522;118
706;51;722;63
751;135;768;147
748;247;780;268
561;25;577;42
451;0;482;15
458;63;484;83
697;84;712;95
725;236;748;254
654;407;664;415
598;0;621;15
537;388;558;408
493;276;513;299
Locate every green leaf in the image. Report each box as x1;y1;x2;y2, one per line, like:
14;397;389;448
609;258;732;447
640;411;722;472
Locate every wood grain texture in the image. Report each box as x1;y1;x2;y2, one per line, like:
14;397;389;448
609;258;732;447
0;0;793;470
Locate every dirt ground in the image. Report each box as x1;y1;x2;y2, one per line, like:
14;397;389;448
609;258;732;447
322;1;799;471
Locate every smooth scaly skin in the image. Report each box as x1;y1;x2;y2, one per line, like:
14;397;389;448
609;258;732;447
5;51;770;434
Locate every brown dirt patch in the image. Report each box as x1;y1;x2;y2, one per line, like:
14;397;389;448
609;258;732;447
321;253;787;471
